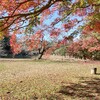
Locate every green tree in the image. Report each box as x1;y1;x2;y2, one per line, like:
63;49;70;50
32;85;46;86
0;36;12;57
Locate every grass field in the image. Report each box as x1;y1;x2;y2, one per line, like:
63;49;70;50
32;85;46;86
0;60;100;100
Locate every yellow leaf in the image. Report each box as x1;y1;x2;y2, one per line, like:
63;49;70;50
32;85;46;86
88;0;93;4
80;0;84;6
0;32;3;40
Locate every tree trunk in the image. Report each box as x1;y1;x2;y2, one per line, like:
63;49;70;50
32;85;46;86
12;54;15;58
37;46;50;59
37;49;45;59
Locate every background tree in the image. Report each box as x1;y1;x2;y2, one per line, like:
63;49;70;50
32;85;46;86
67;32;100;60
10;34;22;57
24;35;51;59
0;20;12;58
0;36;12;57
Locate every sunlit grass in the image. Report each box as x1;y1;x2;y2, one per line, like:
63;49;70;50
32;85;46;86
0;60;100;100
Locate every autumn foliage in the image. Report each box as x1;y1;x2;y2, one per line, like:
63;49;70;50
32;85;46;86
0;0;99;59
10;34;21;55
67;34;100;60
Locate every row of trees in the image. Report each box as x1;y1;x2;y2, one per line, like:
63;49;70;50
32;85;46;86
67;32;100;60
0;36;49;59
0;31;100;60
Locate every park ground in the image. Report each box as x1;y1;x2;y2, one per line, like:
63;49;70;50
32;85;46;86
0;58;100;100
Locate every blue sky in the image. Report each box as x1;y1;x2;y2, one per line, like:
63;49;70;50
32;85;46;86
16;10;84;41
42;9;85;41
16;0;85;41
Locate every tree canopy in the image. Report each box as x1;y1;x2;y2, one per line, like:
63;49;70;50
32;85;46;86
0;0;100;57
0;0;99;31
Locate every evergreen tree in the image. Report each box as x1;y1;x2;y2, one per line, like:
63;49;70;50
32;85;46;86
0;36;12;57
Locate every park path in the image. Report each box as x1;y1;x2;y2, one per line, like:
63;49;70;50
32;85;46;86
0;58;33;62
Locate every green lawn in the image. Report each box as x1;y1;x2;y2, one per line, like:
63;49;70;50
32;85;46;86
0;60;100;100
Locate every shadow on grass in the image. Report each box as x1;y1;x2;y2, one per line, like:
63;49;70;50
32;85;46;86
1;77;100;100
58;77;100;100
96;73;100;75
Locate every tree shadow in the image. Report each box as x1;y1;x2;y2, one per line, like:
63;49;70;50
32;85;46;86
58;77;100;100
96;73;100;75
